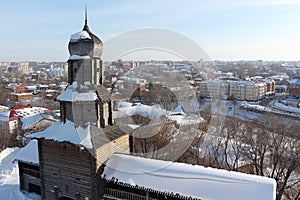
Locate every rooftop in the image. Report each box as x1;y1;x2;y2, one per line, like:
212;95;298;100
102;154;276;200
15;140;39;165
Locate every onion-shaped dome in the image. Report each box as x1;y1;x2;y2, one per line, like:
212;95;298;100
68;16;103;58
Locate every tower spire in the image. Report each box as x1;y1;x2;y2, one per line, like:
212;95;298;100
85;6;88;26
83;6;90;31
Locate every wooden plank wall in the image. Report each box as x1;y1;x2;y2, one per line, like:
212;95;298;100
95;135;130;169
39;140;98;200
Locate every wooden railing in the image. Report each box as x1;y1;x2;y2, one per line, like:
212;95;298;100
104;188;157;200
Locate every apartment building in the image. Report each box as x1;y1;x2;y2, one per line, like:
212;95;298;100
289;77;300;97
198;80;266;101
229;81;266;101
198;80;229;100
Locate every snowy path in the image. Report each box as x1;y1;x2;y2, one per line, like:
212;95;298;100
0;148;19;173
0;148;41;200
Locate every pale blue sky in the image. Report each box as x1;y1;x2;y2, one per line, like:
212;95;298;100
1;0;300;61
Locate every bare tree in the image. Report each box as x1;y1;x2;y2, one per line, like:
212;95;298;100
186;112;300;200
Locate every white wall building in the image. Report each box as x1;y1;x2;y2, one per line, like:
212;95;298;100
229;81;266;101
198;80;266;101
198;80;229;100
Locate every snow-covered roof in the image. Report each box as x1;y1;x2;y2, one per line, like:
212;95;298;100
36;84;48;88
169;105;185;115
44;89;57;93
229;80;255;86
68;55;90;60
26;86;37;90
16;140;39;165
275;85;288;89
115;103;166;123
0;105;9;112
0;110;10;122
56;82;98;102
264;79;274;83
70;30;91;41
290;77;300;84
14;107;49;119
21;114;44;130
21;112;58;130
102;154;276;200
13;93;32;96
28;120;93;149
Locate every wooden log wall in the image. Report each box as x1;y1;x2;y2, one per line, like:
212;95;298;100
38;140;98;200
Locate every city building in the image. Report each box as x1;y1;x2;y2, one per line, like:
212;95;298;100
264;79;276;95
0;110;18;134
289;77;300;97
17;62;32;74
229;81;266;101
10;92;33;102
198;80;266;101
198;80;229;99
15;85;27;93
0;105;50;134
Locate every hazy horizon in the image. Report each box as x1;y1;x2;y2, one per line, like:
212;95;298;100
1;0;300;62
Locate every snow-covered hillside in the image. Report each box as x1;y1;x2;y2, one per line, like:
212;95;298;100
0;148;40;200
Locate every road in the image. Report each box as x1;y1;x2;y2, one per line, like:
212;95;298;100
259;94;300;119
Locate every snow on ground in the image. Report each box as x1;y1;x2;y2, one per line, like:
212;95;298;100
273;100;300;114
199;100;262;121
200;99;300;122
0;148;41;200
168;114;204;125
243;101;300;118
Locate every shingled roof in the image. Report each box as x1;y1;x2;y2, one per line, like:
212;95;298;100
94;84;111;103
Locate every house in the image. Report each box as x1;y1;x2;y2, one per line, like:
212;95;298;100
15;85;27;93
275;85;288;93
0;110;19;134
10;93;33;102
264;79;276;95
11;105;50;119
0;105;50;134
15;140;40;194
21;112;59;133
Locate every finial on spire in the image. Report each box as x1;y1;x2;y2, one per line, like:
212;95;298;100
85;6;88;26
83;6;90;31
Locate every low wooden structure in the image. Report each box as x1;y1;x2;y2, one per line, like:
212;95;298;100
16;140;41;195
18;162;41;195
29;122;129;200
